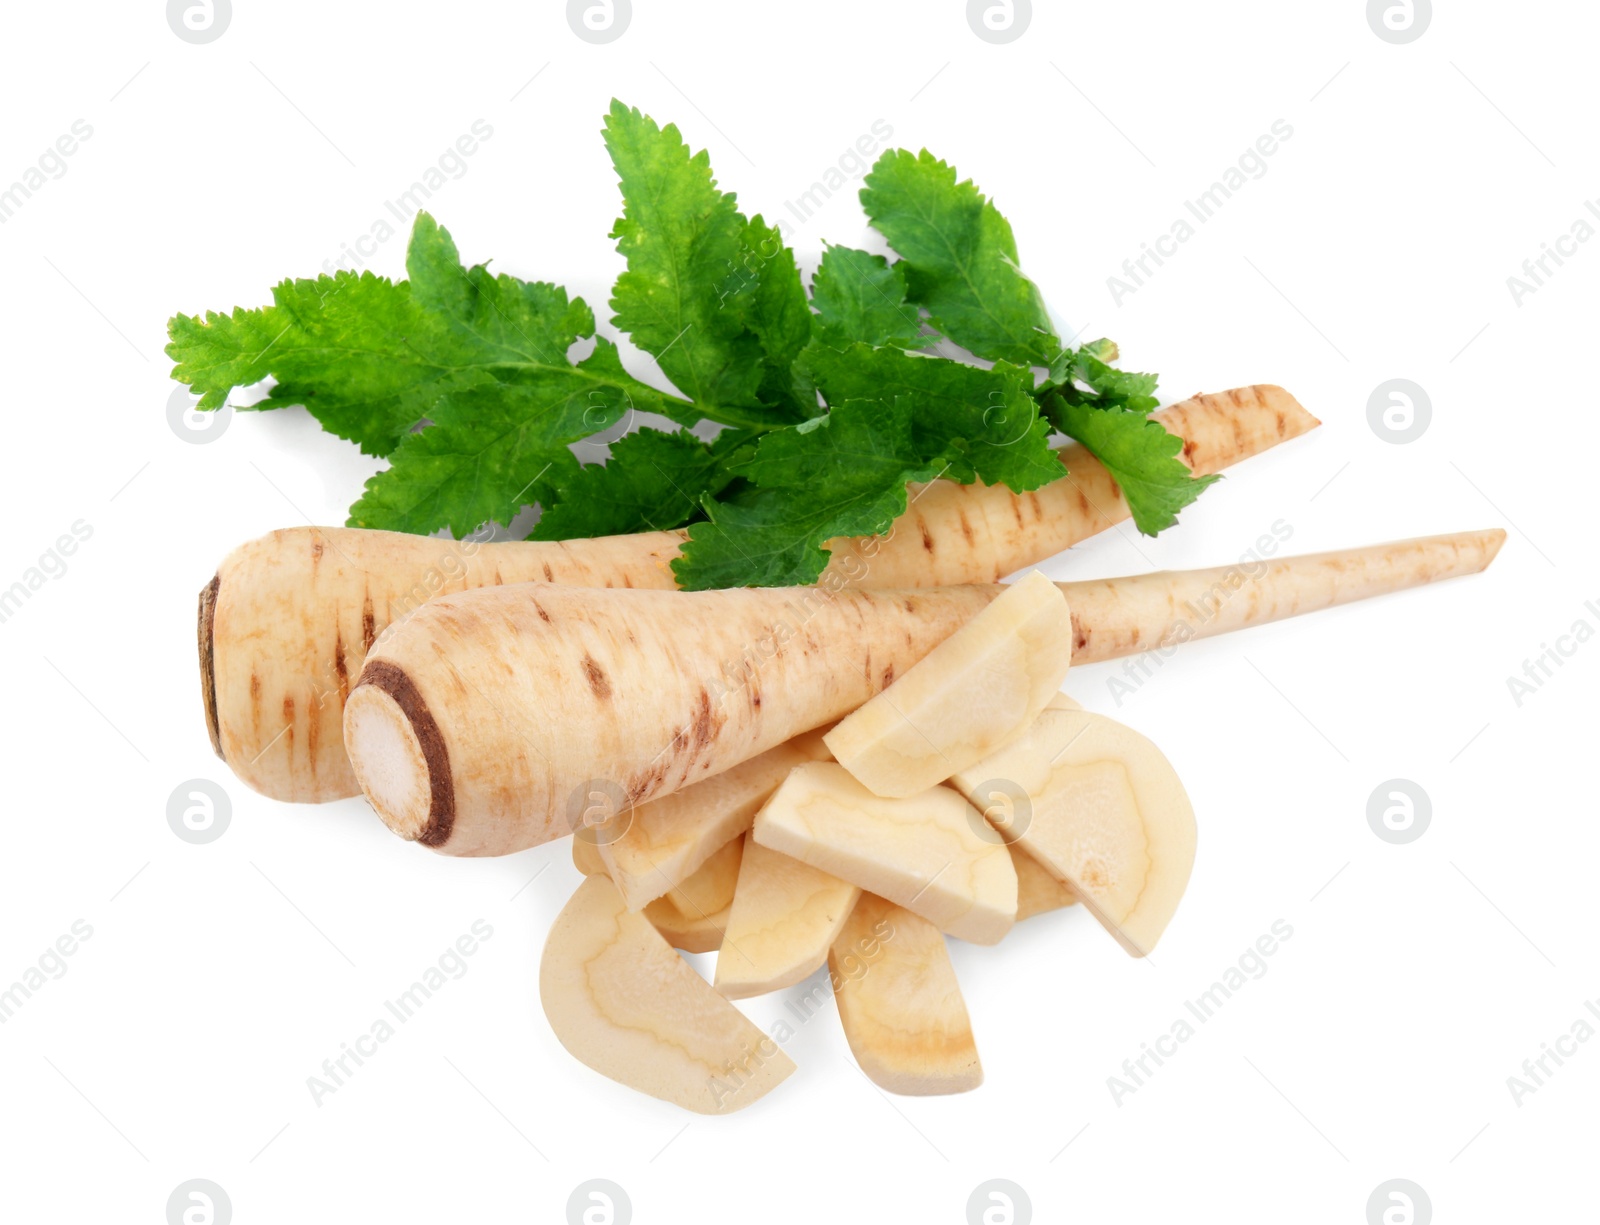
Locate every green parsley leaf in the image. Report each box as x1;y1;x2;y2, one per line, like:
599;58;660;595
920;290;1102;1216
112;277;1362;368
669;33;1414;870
166;269;475;457
726;215;816;418
346;219;692;536
1048;339;1160;414
861;149;1059;367
165;212;690;457
533;427;750;540
810;244;930;350
800;343;1060;492
674;397;943;590
604;101;776;417
1045;393;1220;536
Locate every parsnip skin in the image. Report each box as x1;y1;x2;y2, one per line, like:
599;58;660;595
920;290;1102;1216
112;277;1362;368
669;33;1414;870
204;385;1318;802
345;531;1503;858
540;874;794;1113
346;582;997;855
830;893;982;1096
1065;529;1506;664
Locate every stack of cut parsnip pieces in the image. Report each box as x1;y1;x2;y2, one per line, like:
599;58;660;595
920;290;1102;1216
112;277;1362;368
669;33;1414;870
541;571;1198;1114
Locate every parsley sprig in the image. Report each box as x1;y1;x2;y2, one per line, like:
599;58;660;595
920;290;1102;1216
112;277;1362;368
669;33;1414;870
167;100;1215;589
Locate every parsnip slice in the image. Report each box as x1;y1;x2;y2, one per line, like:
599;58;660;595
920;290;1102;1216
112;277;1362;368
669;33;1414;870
830;893;981;1095
1012;846;1077;922
600;732;831;911
752;762;1016;945
541;875;793;1113
714;838;860;999
639;834;743;952
823;571;1073;798
571;834;606;876
950;708;1195;957
646;898;732;953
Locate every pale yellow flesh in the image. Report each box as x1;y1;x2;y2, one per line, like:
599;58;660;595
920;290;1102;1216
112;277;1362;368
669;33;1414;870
656;834;744;918
600;730;832;911
950;709;1196;957
830;893;982;1096
571;834;606;876
582;829;739;952
540;875;794;1113
714;837;861;999
824;571;1073;799
645;899;732;954
752;762;1016;945
1012;845;1078;922
209;385;1317;803
348;530;1500;857
639;835;744;952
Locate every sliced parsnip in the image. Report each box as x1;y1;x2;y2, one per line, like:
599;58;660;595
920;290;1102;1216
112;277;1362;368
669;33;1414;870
658;834;743;918
571;834;606;876
641;835;744;952
600;731;832;911
646;898;732;953
541;875;794;1113
830;893;981;1096
752;762;1016;945
1012;846;1077;922
714;837;860;999
950;708;1195;957
824;571;1073;798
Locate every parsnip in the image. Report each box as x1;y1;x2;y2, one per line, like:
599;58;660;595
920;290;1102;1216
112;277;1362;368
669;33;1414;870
344;530;1503;857
571;833;606;877
714;838;860;999
645;898;732;954
578;824;739;950
654;833;743;919
830;893;982;1095
1012;845;1078;922
203;385;1317;801
751;763;1016;946
599;730;831;911
540;874;794;1113
951;708;1195;957
824;571;1072;798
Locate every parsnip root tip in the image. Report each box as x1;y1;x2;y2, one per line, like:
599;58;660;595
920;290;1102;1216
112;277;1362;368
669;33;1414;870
1480;527;1508;567
198;573;222;760
345;660;454;846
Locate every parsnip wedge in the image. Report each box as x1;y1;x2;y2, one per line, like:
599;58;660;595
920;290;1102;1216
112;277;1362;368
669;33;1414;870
600;731;831;911
824;571;1073;798
646;898;732;953
640;836;743;952
714;838;860;999
830;893;981;1095
541;875;794;1113
950;708;1195;957
659;834;743;918
753;762;1016;945
571;834;606;876
1013;846;1077;922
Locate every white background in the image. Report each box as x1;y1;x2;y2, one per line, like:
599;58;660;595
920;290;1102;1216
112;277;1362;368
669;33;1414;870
0;1;1594;1222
